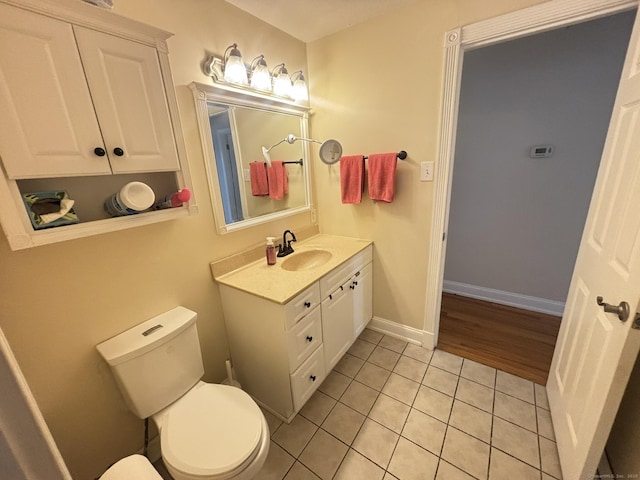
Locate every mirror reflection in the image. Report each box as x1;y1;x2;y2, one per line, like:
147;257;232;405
191;82;311;234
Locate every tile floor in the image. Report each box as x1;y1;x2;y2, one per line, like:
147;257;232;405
254;328;563;480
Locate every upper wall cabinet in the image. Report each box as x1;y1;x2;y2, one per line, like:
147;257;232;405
0;3;179;179
0;0;195;250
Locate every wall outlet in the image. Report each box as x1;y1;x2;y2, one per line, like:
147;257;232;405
310;208;317;223
420;161;434;181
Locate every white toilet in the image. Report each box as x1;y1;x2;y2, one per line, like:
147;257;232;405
96;307;269;480
99;454;163;480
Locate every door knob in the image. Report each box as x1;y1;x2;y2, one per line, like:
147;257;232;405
94;147;106;157
113;147;124;156
596;296;630;322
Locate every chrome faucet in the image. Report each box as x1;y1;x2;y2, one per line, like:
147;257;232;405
277;230;297;257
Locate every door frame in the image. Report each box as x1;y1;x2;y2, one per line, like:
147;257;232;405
422;0;638;349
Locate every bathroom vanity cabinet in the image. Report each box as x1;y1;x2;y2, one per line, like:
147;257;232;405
0;0;195;250
217;242;372;422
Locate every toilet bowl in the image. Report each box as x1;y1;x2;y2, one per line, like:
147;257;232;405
154;382;270;480
96;307;269;480
99;455;162;480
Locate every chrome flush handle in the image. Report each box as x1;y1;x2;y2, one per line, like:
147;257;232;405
596;296;630;322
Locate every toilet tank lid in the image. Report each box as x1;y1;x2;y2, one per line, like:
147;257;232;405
96;307;197;366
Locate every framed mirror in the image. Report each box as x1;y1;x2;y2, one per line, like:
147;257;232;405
190;82;312;233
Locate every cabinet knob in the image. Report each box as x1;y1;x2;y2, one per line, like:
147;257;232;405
306;336;313;342
304;301;311;308
349;284;355;290
94;147;106;157
309;375;316;382
353;281;358;286
113;147;124;157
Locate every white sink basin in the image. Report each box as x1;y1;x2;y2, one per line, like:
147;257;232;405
281;249;333;271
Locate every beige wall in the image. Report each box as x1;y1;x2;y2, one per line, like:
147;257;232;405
307;0;546;332
0;0;556;479
0;1;309;479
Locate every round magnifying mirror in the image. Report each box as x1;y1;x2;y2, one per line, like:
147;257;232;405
319;139;343;165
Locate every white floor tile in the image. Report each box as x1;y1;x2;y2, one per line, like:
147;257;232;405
352;419;399;469
495;370;534;404
261;350;559;480
402;408;447;456
493;391;537;432
441;427;490;480
492;417;540;469
423;366;459;396
387;437;439;480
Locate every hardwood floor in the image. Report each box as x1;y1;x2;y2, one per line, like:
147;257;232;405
437;292;561;385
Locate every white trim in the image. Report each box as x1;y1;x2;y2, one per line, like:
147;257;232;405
443;280;565;316
368;316;429;347
423;0;638;356
0;327;72;479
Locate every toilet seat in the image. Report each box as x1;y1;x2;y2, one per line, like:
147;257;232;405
159;383;264;478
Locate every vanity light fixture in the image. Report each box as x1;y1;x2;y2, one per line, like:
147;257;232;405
290;71;309;102
250;55;272;92
202;51;308;103
272;63;292;98
222;43;248;85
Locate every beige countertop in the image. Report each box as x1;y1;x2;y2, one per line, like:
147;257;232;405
213;234;372;304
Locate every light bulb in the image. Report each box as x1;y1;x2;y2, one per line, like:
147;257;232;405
250;57;272;92
291;72;308;101
223;44;248;85
273;65;292;97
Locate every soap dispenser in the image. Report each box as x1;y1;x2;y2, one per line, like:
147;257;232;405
266;237;277;265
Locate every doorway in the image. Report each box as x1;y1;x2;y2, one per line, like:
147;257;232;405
437;10;635;384
424;0;640;477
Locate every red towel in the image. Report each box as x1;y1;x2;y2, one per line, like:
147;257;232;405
267;161;288;200
368;153;398;203
340;155;365;204
250;161;268;196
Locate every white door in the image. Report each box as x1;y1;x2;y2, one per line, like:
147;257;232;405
74;26;179;174
547;10;640;479
0;4;110;179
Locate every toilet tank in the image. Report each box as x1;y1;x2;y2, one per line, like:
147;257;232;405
96;307;204;419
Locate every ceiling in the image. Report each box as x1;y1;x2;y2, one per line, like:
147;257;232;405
225;0;418;43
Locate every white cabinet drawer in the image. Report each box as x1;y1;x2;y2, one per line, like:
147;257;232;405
319;246;372;299
291;346;325;412
287;306;322;372
284;283;321;330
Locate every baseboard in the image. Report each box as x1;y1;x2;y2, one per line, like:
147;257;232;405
368;316;431;348
443;280;565;316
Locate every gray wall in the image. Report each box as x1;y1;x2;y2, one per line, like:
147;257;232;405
444;11;635;304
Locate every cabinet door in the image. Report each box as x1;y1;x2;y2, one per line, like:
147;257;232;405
352;262;373;337
321;281;354;372
0;4;110;179
74;27;179;174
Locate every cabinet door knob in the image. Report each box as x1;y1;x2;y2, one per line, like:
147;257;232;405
309;375;316;382
113;147;124;156
349;284;355;290
94;147;106;157
353;281;358;286
304;301;311;308
306;335;313;342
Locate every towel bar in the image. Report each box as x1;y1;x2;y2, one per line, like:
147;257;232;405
363;151;407;160
263;159;303;166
